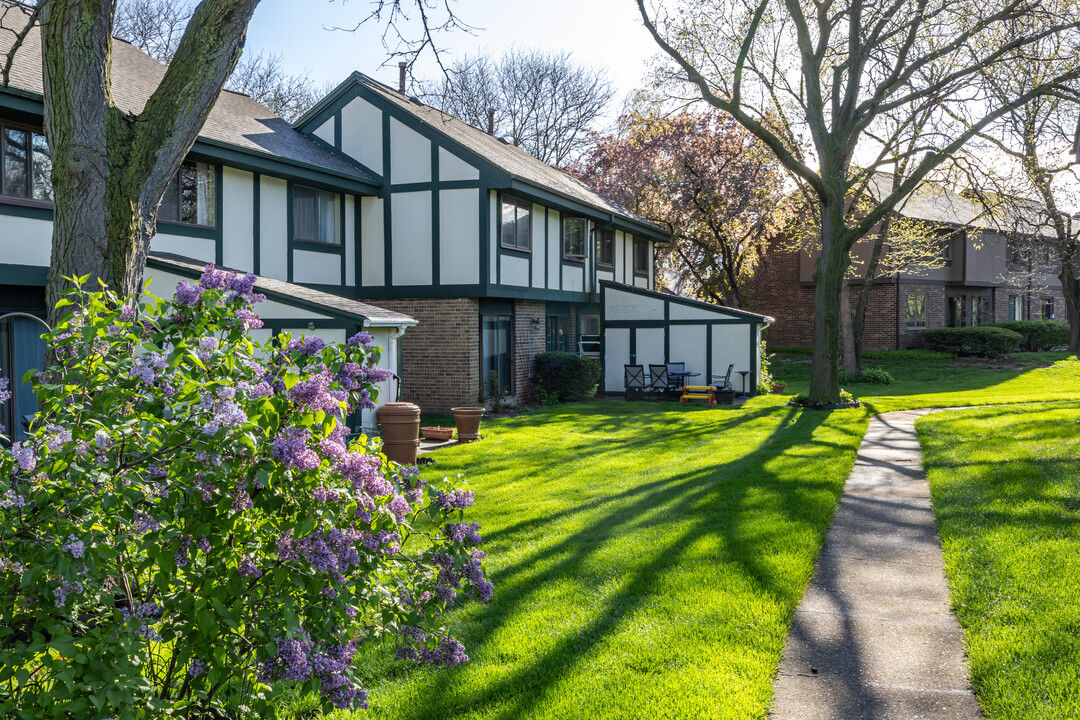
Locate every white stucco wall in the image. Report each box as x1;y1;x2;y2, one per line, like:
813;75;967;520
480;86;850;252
390;118;431;184
500;255;530;287
344;195;356;287
547;209;561;290
292;249;341;285
391;191;432;286
360;197;385;286
531;203;546;288
439;188;479;284
603;327;631;393
313;115;335;146
259;176;288;281
222;168;254;271
340;97;383;172
439;148;479;181
152;234;216;264
0;215;55;267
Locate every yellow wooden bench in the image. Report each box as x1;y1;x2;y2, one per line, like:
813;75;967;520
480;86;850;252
680;385;716;405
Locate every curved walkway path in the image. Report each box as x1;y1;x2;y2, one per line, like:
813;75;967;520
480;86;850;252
770;409;983;720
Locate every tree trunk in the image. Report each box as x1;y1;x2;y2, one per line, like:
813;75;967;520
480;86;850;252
39;0;261;325
808;203;849;404
840;278;857;375
1060;261;1080;353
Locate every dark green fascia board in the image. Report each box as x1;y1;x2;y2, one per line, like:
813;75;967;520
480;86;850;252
507;179;669;243
146;257;369;325
0;264;48;287
190;139;381;196
294;72;364;131
0;87;44;119
599;280;772;323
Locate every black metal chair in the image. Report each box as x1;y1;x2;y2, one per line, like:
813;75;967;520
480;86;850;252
666;362;686;390
648;364;673;400
624;364;646;401
710;363;735;392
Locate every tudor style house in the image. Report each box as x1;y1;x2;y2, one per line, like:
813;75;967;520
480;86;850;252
0;0;771;419
749;176;1069;351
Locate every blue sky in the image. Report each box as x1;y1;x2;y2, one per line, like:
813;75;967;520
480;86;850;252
245;0;660;111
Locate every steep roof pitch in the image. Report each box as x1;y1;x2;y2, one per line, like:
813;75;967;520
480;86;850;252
0;1;378;188
298;73;669;239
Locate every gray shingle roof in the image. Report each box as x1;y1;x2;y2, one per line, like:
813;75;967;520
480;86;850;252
0;1;376;184
148;252;417;327
350;75;667;235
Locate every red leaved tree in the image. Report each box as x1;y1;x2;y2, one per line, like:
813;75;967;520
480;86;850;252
572;110;789;308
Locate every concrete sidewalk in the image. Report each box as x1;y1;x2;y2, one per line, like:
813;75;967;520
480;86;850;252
770;409;983;720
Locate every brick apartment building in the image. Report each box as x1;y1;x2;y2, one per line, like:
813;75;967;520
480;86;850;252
748;177;1068;351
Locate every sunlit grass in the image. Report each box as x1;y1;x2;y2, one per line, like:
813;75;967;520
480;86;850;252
917;403;1080;720
293;397;870;720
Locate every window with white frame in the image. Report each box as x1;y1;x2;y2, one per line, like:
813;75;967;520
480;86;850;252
500;196;531;251
293;185;341;245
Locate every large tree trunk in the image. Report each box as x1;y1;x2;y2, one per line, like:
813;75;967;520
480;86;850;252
840;278;857;375
809;202;850;404
1060;261;1080;353
39;0;261;325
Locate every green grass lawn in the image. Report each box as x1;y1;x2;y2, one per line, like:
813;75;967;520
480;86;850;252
275;353;1080;720
917;403;1080;720
293;397;871;720
771;350;1080;411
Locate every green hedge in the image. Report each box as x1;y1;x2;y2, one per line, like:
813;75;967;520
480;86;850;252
992;320;1069;350
534;352;601;402
922;326;1022;358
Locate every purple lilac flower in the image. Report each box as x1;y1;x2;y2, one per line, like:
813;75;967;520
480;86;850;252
196;537;211;553
387;494;412;522
347;331;375;349
396;630;468;668
433;489;475;511
238;555;262;578
285;336;327;357
175;280;202;307
53;579;84;607
175;536;192;568
0;377;10;404
198;264;228;291
93;430;111;449
131;512;159;536
271;427;320;471
119;304;136;321
289;370;344;415
188;658;206;676
195;337;217;363
334;452;389;496
132;352;167;386
61;534;85;559
201;388;248;435
231;489;253;512
1;489;26;508
11;443;36;473
445;522;483;545
235;308;264;331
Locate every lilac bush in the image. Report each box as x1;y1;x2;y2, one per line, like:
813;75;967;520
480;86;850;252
0;268;489;719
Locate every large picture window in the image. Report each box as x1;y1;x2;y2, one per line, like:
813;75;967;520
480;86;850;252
500;196;531;251
597;227;615;267
563;217;586;259
906;294;926;329
1;123;52;202
159;161;216;227
481;314;513;397
293;185;341;245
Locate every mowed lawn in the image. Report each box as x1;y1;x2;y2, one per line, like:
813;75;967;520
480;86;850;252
292;398;871;720
917;403;1080;720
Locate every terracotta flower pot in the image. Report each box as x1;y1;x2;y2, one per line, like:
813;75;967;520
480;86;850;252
378;402;421;465
451;407;485;442
772;384;787;395
421;426;454;441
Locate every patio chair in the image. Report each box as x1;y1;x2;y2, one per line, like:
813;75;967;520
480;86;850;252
624;364;646;401
710;363;735;392
666;362;686;391
648;364;674;400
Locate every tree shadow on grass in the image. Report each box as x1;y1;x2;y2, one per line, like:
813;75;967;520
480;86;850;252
369;408;862;719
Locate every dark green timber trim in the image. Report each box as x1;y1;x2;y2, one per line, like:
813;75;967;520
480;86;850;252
286;183;294;282
0;201;52;220
391;179;478;193
479;186;491;295
334;111;342;151
431;142;440;287
382;111;393;287
603;319;749;328
0;264;48;286
353;195;362;288
749;322;758;394
252;173;261;275
340;194;348;287
706;324;713;385
214;165;224;265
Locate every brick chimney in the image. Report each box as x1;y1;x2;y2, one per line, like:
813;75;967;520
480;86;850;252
487;108;495;135
398;62;407;95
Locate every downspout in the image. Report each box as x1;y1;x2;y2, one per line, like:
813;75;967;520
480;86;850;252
387;324;409;403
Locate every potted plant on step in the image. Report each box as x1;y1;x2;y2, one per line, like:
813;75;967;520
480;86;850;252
450;407;485;441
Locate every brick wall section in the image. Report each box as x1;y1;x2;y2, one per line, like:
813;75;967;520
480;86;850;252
369;297;480;414
896;283;944;349
746;248;815;347
512;300;547;406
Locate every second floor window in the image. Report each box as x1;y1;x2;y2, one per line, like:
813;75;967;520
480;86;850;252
2;123;52;202
159;161;216;227
293;185;341;245
597;227;615;267
563;217;586;259
500;197;531;251
633;238;650;275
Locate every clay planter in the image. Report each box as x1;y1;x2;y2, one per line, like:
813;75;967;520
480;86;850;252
421;426;454;442
451;407;485;441
772;384;787;394
378;402;421;465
